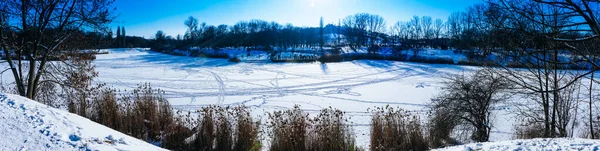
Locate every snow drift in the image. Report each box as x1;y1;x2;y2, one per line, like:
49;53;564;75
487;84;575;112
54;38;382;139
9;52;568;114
0;93;166;151
434;138;600;151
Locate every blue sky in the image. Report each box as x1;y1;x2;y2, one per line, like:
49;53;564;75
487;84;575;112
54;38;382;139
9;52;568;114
112;0;483;38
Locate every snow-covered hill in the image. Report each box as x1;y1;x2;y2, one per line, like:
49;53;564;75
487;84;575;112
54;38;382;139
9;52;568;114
434;138;600;151
0;93;166;151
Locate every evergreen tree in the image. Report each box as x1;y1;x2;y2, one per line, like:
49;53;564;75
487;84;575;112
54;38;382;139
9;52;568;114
116;26;121;47
121;26;126;47
337;19;341;46
320;17;324;52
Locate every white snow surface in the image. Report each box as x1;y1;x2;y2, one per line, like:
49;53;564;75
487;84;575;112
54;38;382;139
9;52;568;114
4;48;590;150
434;138;600;151
91;48;508;147
0;93;166;151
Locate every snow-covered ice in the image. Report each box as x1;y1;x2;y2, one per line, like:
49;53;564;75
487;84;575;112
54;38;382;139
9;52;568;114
0;48;561;149
91;48;517;147
0;93;166;151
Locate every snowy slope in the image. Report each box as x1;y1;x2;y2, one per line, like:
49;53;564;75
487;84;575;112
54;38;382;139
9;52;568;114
0;93;166;151
434;138;600;151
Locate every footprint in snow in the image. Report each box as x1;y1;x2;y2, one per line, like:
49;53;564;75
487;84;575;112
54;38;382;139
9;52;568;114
415;82;430;88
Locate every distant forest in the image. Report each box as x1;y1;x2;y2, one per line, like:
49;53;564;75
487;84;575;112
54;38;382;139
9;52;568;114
54;1;598;59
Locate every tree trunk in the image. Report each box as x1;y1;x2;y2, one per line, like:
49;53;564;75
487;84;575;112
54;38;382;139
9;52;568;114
591;69;595;139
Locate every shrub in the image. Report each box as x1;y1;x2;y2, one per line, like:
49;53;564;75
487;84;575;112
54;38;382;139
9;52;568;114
367;45;381;54
192;106;218;150
456;60;499;67
189;50;230;59
307;107;356;151
514;121;546;139
228;57;241;62
233;106;261;151
370;106;429;151
506;62;528;68
268;105;309;151
189;105;260;151
408;56;454;64
215;107;233;151
427;107;459;148
391;46;407;55
581;116;600;139
162;116;194;150
456;60;483;66
432;70;509;142
93;88;121;130
464;51;486;61
319;54;344;63
130;83;167;141
268;105;359;151
342;53;407;61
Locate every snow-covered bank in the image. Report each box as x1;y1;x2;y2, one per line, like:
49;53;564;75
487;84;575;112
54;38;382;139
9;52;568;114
434;138;600;151
0;93;166;151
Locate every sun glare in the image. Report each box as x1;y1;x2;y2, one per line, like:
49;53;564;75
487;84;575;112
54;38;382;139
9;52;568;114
309;0;320;7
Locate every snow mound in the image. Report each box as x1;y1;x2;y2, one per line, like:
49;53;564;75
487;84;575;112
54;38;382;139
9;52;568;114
434;138;600;151
0;93;166;151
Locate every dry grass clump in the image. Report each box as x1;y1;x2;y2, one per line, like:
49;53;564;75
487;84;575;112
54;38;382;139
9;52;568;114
307;107;357;151
268;105;309;151
268;105;359;151
370;106;428;151
91;83;174;143
189;105;260;151
427;107;459;148
514;120;546;139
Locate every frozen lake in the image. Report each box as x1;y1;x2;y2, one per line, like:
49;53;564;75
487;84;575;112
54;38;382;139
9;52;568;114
92;48;516;146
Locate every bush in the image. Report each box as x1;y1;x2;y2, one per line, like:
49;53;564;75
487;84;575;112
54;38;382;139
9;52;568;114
190;50;230;59
189;105;260;151
228;57;241;62
456;60;483;66
581;116;600;139
427;107;459;148
370;106;429;151
367;45;381;54
342;53;407;61
268;105;359;151
515;121;546;139
464;51;486;61
270;53;318;62
93;88;121;130
506;62;528;68
319;54;344;63
233;106;261;151
408;56;454;64
391;46;407;55
88;84;194;150
456;60;499;67
162;116;194;150
307;107;357;151
268;105;309;151
432;70;508;142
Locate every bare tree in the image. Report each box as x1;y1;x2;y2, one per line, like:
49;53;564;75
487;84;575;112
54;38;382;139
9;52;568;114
434;18;445;39
0;0;114;100
184;16;199;42
490;0;600;137
422;16;433;40
447;12;463;49
410;16;421;40
366;14;386;45
432;69;510;142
